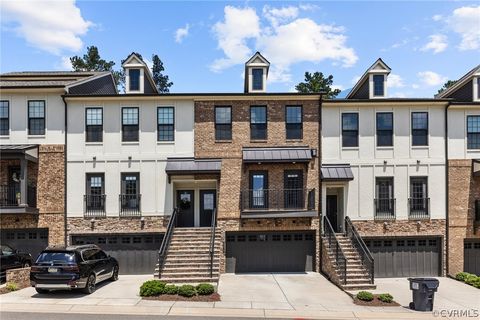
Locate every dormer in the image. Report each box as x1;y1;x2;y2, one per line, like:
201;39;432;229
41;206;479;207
435;65;480;102
347;58;391;100
244;52;270;93
122;53;158;94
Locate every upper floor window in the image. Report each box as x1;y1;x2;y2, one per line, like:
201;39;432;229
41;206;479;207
373;75;384;97
250;106;267;140
376;112;393;147
467;115;480;150
85;108;103;142
28;100;45;135
411;112;428;146
342;113;359;147
158;107;174;141
215;106;232;140
285;106;302;139
129;69;140;91
252;69;263;90
0;101;9;136
122;107;139;142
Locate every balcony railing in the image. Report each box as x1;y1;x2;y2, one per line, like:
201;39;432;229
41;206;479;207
240;188;315;212
119;194;141;217
84;194;106;218
408;197;430;220
0;185;36;208
374;198;396;220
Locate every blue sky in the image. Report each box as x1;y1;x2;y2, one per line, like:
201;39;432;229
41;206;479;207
1;1;479;97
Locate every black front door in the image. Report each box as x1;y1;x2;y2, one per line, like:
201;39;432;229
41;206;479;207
284;170;303;209
200;190;216;227
249;171;268;209
326;195;338;232
177;190;194;227
8;166;21;205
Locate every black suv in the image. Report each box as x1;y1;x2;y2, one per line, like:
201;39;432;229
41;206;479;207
30;244;119;294
1;245;33;281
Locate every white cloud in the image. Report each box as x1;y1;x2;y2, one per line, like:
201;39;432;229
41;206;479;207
59;56;73;70
175;24;190;43
210;5;358;81
412;84;420;89
351;75;361;85
447;6;480;50
432;14;443;21
143;58;153;71
388;73;405;88
417;71;447;86
331;84;344;91
1;0;92;54
390;91;407;98
420;34;448;54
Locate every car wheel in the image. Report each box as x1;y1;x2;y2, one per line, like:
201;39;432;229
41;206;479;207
35;288;49;294
110;266;119;281
23;261;31;268
82;274;96;294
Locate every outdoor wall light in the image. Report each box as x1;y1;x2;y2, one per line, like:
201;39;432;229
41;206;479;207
383;160;387;165
93;156;96;162
417;160;420;165
128;156;132;161
90;218;95;230
140;217;145;229
311;148;318;157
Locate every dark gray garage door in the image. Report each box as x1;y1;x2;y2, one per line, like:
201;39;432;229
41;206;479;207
1;228;48;260
464;240;480;276
365;237;441;278
71;233;163;275
226;231;315;273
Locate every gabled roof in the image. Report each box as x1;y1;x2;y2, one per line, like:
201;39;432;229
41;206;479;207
66;72;118;95
0;71;102;89
435;64;480;99
121;52;158;94
346;58;391;99
244;52;270;93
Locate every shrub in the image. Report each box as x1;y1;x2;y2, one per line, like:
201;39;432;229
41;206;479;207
356;291;374;301
456;272;471;282
196;283;215;295
465;274;479;286
178;284;196;297
5;282;18;292
378;293;394;303
164;284;179;295
139;280;166;297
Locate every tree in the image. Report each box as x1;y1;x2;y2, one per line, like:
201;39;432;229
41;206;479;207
70;46;122;85
295;72;341;98
437;80;458;95
151;54;173;93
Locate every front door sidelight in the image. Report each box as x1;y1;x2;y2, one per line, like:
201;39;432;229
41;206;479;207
200;190;216;227
249;171;268;209
284;170;303;209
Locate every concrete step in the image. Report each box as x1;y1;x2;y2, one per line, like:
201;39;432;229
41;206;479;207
346;278;374;284
163;262;220;268
163;256;220;262
161;265;219;271
342;284;377;291
157;271;220;278
155;276;219;283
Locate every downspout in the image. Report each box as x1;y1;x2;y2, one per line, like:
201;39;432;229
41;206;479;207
318;93;323;272
444;102;449;276
62;95;68;246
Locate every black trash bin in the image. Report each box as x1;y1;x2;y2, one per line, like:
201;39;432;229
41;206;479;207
408;278;439;311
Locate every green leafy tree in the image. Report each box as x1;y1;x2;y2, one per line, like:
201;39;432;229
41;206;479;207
70;46;122;86
151;54;173;93
295;71;341;98
437;80;458;95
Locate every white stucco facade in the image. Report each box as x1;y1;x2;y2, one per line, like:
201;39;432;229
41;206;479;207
448;106;480;159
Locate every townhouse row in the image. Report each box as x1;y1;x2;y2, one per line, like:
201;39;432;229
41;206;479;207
1;52;479;287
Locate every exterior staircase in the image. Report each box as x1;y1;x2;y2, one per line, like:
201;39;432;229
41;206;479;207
154;227;221;283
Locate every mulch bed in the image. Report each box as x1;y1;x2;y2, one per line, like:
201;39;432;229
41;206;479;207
353;295;400;307
0;283;29;295
143;293;221;302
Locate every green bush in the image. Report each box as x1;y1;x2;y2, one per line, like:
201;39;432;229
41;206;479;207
164;284;179;295
196;283;215;295
5;282;18;292
456;272;471;282
139;280;166;297
356;291;374;301
465;274;479;286
378;293;394;303
178;284;196;297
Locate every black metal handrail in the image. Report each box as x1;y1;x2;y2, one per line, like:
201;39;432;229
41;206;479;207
345;216;374;284
158;208;178;279
374;198;396;220
84;194;106;217
408;197;430;219
323;215;347;286
119;194;141;216
0;185;36;207
209;208;217;278
240;188;315;211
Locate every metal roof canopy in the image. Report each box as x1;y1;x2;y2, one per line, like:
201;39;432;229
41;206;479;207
0;144;39;162
165;158;221;182
243;147;314;163
321;164;354;181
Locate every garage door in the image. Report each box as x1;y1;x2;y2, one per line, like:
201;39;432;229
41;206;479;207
226;231;315;273
71;233;163;275
365;238;441;278
464;240;480;276
1;228;48;260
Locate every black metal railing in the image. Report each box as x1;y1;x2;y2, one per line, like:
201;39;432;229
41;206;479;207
158;208;178;279
84;194;106;217
323;215;347;286
374;198;396;220
119;194;141;216
0;185;36;207
345;216;374;284
240;188;315;211
209;208;217;278
408;197;430;219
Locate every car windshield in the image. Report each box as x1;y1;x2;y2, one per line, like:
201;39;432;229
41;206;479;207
36;252;76;264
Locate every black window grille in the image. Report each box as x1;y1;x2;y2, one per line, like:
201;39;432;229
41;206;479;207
250;106;267;140
158;107;174;141
215;106;232;140
28;100;45;135
373;75;384;96
0;101;9;135
252;68;263;90
412;112;428;146
376;112;393;146
467;116;480;150
86;108;103;142
129;69;140;91
342;113;359;147
122;107;139;142
285;105;302;139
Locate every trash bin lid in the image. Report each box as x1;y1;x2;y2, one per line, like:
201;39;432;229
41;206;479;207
408;278;439;289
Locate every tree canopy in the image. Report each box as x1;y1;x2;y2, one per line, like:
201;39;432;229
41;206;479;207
295;72;341;98
151;54;173;93
437;80;458;95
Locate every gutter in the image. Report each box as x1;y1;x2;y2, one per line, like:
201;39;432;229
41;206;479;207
318;93;323;272
444;102;450;276
62;95;68;246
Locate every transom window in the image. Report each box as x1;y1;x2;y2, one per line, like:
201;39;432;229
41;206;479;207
158;107;174;141
122;173;139;195
342;113;359;147
376;112;393;147
215;106;232;140
285;105;302;139
28;100;45;135
129;69;140;91
467;115;480;150
0;101;9;136
252;68;263;90
122;107;139;142
411;112;428;146
85;108;103;142
250;106;267;140
373;75;384;96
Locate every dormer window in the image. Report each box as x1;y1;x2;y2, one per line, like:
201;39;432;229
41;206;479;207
244;52;270;93
252;69;263;90
373;75;384;97
129;69;140;91
477;77;480;100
